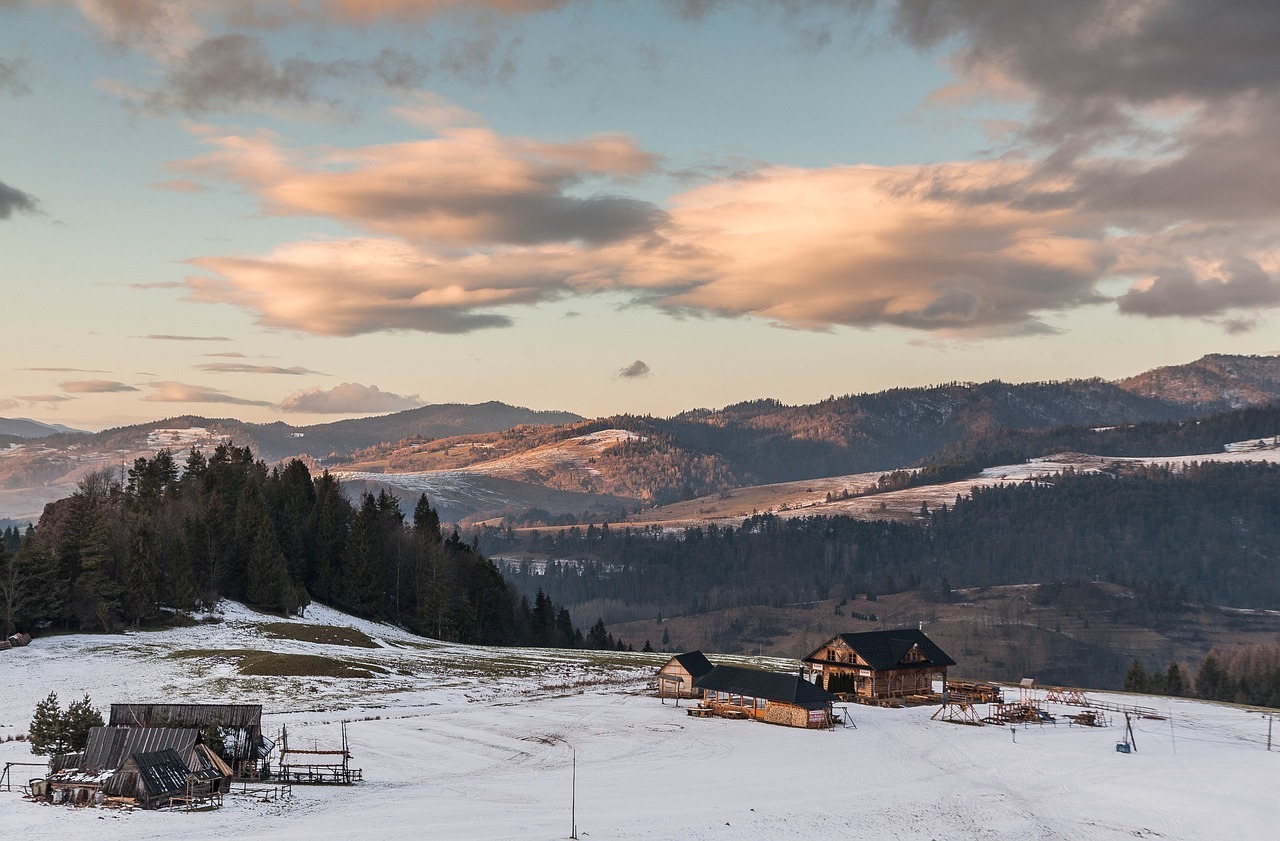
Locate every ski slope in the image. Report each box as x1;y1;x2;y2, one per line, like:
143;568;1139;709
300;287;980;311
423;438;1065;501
1;602;1275;840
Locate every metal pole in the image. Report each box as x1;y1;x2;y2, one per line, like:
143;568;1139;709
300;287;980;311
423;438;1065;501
1268;714;1273;752
570;748;578;840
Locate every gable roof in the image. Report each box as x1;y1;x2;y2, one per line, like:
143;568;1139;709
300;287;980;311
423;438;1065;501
81;726;201;773
694;665;837;710
806;629;956;670
109;703;261;731
130;749;191;797
667;651;714;678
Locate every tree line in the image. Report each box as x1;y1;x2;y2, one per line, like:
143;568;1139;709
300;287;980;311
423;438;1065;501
0;445;621;650
1125;643;1280;709
493;461;1280;626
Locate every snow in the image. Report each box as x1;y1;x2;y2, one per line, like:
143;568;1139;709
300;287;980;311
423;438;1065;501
2;603;1277;840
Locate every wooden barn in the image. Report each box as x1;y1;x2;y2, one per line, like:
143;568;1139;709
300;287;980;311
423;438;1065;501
655;651;714;700
109;703;268;778
694;665;837;728
803;629;956;704
45;725;226;809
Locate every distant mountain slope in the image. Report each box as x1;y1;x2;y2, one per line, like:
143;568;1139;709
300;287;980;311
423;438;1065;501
300;401;582;457
0;417;85;438
1117;353;1280;409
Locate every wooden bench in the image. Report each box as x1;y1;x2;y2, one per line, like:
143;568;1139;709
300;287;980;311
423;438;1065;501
687;706;714;717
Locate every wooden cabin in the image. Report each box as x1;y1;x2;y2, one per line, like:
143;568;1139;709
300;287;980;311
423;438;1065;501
694;665;837;728
803;629;955;703
656;651;714;700
109;703;266;778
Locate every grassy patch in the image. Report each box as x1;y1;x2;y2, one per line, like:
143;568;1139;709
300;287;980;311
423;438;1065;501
258;622;379;649
170;648;387;678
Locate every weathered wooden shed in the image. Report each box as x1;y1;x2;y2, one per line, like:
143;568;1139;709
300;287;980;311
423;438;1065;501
694;665;837;728
111;749;221;810
109;703;267;778
46;726;225;809
803;629;955;704
655;651;714;700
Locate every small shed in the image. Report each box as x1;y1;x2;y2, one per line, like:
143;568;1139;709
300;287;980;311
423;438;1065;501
694;665;837;728
112;749;213;809
803;629;955;703
656;651;714;700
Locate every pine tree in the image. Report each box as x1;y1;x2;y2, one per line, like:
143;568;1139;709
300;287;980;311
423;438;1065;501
28;692;69;756
63;695;104;751
1164;661;1187;697
1123;659;1149;693
642;639;654;652
1195;654;1231;701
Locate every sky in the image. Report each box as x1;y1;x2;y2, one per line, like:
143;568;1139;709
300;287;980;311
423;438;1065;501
2;1;1279;431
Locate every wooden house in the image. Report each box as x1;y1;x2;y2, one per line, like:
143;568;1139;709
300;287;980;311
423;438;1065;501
694;665;837;728
655;651;714;699
109;703;267;778
802;629;955;703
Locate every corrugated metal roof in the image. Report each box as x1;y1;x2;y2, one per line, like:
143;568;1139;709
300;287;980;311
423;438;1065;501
131;749;190;797
81;726;200;772
695;665;837;710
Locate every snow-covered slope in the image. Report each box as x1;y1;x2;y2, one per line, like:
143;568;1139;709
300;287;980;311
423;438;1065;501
1;603;1275;840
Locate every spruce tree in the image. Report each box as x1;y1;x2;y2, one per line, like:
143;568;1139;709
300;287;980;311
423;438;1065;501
63;695;104;751
28;692;68;756
1123;660;1149;693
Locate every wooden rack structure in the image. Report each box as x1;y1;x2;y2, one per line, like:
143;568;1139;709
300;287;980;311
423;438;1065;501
276;722;363;785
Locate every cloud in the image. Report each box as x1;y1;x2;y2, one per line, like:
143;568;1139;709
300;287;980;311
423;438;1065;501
143;380;273;406
183;156;1112;337
1116;259;1280;319
278;382;423;414
0;399;18;411
194;362;325;375
144;333;232;341
889;1;1280;326
121;34;363;115
16;394;73;403
151;178;212;193
0;57;31;96
177;124;663;247
0;178;40;220
59;380;140;393
20;366;111;373
615;360;650;379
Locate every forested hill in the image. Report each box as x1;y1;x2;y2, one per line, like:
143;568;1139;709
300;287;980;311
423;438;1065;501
921;402;1280;471
495;460;1280;618
0;446;623;652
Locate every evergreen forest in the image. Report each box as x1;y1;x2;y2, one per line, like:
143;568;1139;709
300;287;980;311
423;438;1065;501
0;446;613;650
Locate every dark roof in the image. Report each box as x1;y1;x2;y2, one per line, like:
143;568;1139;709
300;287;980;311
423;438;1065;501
109;703;262;730
695;665;837;710
670;651;714;678
807;629;956;670
130;749;191;797
81;726;200;772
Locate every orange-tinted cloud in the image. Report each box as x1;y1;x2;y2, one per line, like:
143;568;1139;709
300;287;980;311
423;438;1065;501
60;380;140;393
143;380;273;405
184;151;1110;336
177;126;662;247
279;382;422;413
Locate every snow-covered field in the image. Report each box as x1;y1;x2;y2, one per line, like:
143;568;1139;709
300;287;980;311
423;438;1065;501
2;603;1276;840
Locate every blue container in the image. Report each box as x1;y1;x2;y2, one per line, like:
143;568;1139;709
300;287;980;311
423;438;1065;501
1115;741;1131;754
